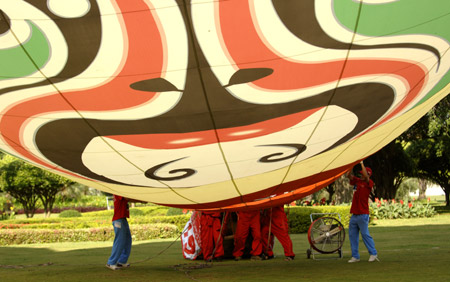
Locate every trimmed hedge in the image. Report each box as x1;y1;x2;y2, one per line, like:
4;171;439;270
0;223;179;245
287;206;351;233
0;214;191;231
0;206;357;245
129;214;190;231
59;209;82;218
166;207;184;216
81;206;169;218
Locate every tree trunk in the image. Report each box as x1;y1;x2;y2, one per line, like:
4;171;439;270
332;175;353;204
325;184;335;203
39;193;57;218
417;178;427;200
444;185;450;207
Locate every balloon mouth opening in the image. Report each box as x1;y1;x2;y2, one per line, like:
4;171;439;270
105;108;323;149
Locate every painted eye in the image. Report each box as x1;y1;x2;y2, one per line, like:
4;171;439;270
130;78;180;92
0;10;11;35
226;68;274;87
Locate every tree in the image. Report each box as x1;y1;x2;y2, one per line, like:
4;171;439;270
364;140;414;200
395;178;420;200
0;155;40;218
35;171;73;217
329;175;353;205
0;154;73;217
401;95;450;206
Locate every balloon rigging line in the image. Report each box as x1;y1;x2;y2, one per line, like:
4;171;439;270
180;1;246;206
265;0;364;199
0;10;203;205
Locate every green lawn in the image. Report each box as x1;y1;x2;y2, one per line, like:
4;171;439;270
1;214;450;281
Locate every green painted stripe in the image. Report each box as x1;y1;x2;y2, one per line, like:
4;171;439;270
334;0;450;104
0;21;50;79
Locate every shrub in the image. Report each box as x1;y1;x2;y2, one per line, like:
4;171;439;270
81;206;170;218
166;207;184;216
0;223;179;245
434;206;450;214
370;198;436;219
141;206;169;216
0;213;191;231
129;208;145;217
82;209;114;218
287;206;351;233
59;210;82;218
129;214;190;231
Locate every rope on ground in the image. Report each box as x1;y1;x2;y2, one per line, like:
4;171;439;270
0;229;185;269
0;262;54;269
171;263;209;282
130;231;184;264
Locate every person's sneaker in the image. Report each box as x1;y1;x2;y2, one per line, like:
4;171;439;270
117;262;130;268
106;264;119;270
368;255;379;262
348;257;360;263
234;256;242;261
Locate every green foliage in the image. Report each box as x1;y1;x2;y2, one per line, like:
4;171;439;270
59;210;82;218
53;195;108;209
82;209;114;218
81;206;170;218
0;155;40;217
56;183;103;204
0;217;110;229
0;193;15;220
0;154;73;218
365;140;413;200
434;206;450;214
370;198;436;219
395;178;419;200
140;206;169;216
286;206;351;233
166;207;184;216
400;95;450;206
129;214;190;231
0;223;179;245
129;208;145;217
1;210;190;232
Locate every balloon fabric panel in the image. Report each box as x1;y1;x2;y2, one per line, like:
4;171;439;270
1;0;450;210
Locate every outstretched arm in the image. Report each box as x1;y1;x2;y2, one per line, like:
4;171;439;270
360;161;369;182
345;167;354;179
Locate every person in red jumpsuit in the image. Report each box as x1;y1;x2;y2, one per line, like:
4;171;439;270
233;210;263;260
200;211;226;262
261;205;295;261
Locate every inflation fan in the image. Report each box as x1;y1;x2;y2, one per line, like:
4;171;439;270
307;214;345;260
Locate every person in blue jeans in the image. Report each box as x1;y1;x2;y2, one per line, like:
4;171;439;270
346;161;379;263
106;195;143;270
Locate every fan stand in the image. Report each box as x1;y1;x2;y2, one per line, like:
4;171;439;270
307;213;345;260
